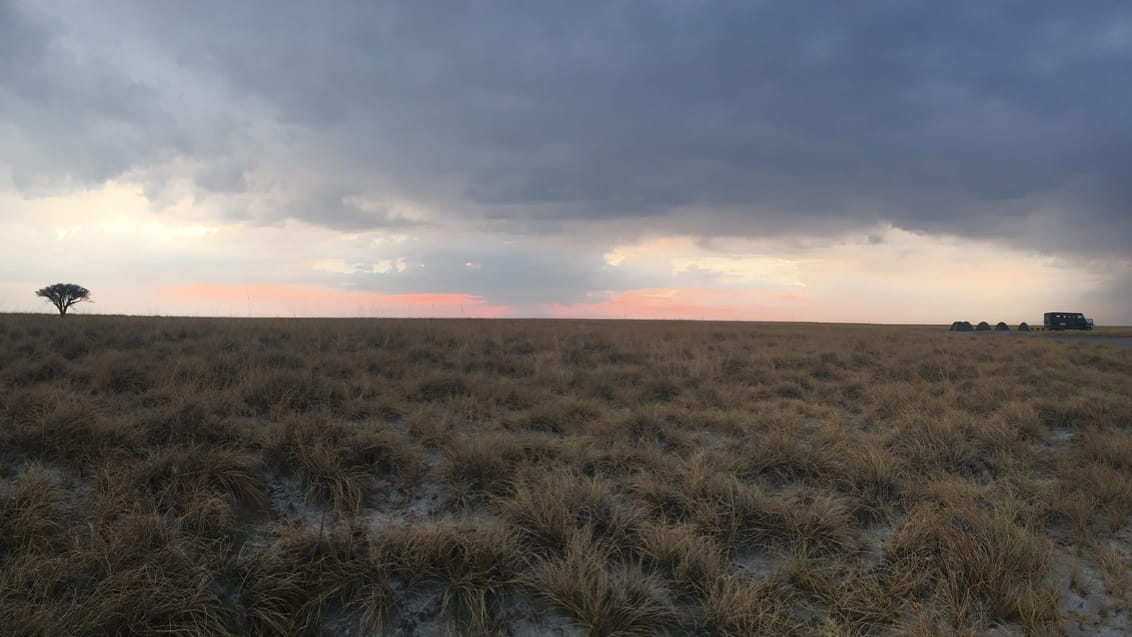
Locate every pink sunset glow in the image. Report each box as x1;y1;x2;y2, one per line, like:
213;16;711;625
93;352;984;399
546;288;812;322
158;285;510;319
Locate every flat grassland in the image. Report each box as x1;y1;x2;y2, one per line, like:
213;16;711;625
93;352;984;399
1;315;1130;636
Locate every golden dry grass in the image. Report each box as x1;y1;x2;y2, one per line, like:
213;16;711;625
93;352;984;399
1;314;1130;635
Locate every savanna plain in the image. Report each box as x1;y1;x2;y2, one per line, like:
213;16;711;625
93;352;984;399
1;315;1130;636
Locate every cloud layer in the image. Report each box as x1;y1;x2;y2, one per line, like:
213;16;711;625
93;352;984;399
2;1;1130;321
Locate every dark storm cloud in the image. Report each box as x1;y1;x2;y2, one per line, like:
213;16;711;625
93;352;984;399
4;0;1131;253
193;159;253;194
0;0;201;193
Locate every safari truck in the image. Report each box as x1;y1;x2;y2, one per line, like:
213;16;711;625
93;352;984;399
1043;312;1094;331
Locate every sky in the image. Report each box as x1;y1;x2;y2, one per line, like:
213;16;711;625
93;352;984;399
1;1;1130;324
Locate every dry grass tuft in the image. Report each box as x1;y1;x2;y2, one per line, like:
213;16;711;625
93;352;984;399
497;468;643;554
638;521;725;598
1;512;233;636
440;431;557;508
382;520;524;632
243;523;387;635
0;464;66;554
262;415;421;513
534;533;676;636
887;501;1059;631
702;574;803;636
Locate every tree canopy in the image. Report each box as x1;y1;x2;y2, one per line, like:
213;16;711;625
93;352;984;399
36;283;92;317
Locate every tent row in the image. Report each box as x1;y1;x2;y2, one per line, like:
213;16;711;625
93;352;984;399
949;321;1031;332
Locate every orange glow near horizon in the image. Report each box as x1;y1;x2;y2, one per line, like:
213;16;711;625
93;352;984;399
162;284;813;322
158;284;511;318
546;287;813;322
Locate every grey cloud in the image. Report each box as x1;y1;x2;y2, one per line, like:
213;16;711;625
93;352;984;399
4;0;1131;255
0;1;222;197
285;191;422;232
194;159;253;194
332;239;659;310
332;239;797;313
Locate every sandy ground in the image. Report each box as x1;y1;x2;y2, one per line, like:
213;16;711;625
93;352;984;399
1055;524;1132;637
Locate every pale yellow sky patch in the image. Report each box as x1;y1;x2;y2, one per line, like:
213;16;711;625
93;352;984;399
308;258;361;274
5;180;220;243
55;225;82;241
597;226;1105;323
604;235;813;288
603;237;692;266
373;257;408;274
671;255;806;287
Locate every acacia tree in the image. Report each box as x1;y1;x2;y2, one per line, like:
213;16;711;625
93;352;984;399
35;283;92;317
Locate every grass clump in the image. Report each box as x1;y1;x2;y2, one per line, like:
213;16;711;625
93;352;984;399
1;512;233;636
242;524;388;635
534;533;676;636
886;501;1060;632
702;575;803;636
497;468;643;555
382;520;525;633
262;415;422;513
